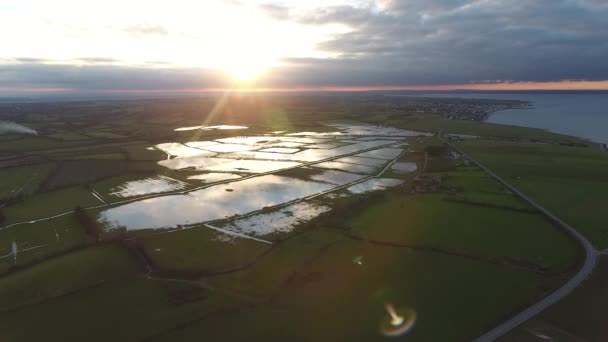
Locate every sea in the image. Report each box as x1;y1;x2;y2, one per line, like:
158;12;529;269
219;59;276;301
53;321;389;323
393;91;608;144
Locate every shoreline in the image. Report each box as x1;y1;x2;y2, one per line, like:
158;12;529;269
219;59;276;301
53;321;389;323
483;107;607;145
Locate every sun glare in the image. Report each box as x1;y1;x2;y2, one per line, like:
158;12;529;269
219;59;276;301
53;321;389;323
225;62;265;82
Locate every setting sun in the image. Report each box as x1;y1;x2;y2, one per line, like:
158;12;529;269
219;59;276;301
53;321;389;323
224;59;268;82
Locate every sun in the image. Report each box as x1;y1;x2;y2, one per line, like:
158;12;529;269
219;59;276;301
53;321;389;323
219;49;272;83
225;62;265;82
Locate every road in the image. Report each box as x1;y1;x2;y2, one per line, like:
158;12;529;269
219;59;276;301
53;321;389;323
441;137;598;342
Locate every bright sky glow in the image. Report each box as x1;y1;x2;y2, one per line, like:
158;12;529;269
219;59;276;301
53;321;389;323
1;0;607;92
0;0;358;81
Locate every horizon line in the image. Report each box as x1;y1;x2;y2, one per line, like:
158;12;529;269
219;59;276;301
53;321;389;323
2;80;608;95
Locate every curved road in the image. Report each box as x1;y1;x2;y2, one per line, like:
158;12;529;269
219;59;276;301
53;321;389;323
441;137;598;342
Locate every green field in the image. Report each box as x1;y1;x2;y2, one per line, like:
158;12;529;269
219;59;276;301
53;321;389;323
1;186;101;225
191;227;551;342
0;96;592;341
348;193;579;273
459;139;608;248
388;115;585;144
0;163;55;200
139;227;272;275
0;214;86;272
500;255;608;342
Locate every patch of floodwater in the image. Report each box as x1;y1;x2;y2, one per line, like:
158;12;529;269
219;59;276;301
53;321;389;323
309;169;366;185
174;125;248;131
280;137;331;144
98;175;335;230
266;142;304;148
221;202;331;236
287;131;344;137
200;143;259;153
307;143;341;149
159;157;301;173
259;147;300;154
216;136;279;145
154;143;216;158
219;140;397;163
313;161;378;175
355;147;403;160
357;137;405;141
108;176;189;198
328;124;432;137
184;141;221;148
187;173;242;183
391;162;418;173
333;156;388;167
347;178;404;194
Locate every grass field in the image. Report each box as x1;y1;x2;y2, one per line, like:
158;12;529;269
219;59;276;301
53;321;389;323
459;139;608;248
1;186;100;225
48;132;92;141
0;244;138;311
387;115;585;144
0;265;242;341
173;227;552;342
0;163;55;200
139;227;272;275
348;193;579;273
0;98;592;342
0;214;86;272
500;255;608;342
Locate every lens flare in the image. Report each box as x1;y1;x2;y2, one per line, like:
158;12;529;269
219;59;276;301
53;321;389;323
380;303;416;337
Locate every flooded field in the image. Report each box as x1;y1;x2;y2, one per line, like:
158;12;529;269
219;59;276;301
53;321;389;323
108;176;189;198
187;173;242;183
99;123;417;234
221;201;331;236
392;162;418;173
174;125;248;131
98;175;335;230
347;178;404;194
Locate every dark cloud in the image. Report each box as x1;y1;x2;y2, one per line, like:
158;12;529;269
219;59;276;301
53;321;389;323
0;63;229;91
293;0;608;85
2;0;608;92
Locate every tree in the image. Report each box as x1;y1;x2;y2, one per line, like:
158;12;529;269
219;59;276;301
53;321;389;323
75;206;101;243
0;208;5;224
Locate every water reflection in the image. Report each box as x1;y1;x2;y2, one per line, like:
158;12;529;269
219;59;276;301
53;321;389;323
354;148;404;160
313;161;377;175
309;170;365;186
391;162;418;173
108;176;189;198
334;156;388;167
159;157;301;173
174;125;248;131
347;178;404;194
154;143;217;158
98;175;334;230
221;201;330;236
187;173;242;183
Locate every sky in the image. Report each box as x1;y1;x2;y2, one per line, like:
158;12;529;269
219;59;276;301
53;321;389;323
1;0;608;95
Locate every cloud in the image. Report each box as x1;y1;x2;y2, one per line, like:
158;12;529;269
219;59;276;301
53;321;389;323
124;24;169;36
0;62;230;92
258;4;290;20
2;0;608;92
